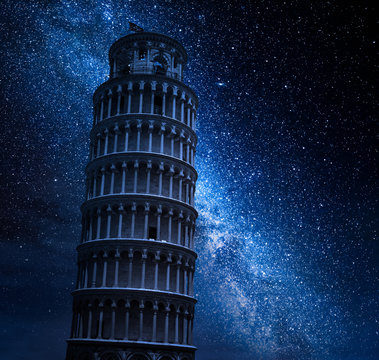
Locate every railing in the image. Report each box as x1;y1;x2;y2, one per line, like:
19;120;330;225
112;66;180;81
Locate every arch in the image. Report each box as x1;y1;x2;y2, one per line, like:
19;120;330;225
153;55;168;75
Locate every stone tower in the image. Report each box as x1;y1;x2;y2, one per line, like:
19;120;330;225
66;32;198;360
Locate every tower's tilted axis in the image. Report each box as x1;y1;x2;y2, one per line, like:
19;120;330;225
66;32;199;360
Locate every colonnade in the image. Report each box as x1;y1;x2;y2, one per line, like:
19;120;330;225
81;201;196;249
76;248;195;296
71;298;195;346
89;119;196;167
85;159;196;206
93;81;197;131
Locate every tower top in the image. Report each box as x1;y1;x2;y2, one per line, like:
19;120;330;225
109;32;187;64
108;32;188;81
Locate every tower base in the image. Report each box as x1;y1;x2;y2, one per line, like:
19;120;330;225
66;339;196;360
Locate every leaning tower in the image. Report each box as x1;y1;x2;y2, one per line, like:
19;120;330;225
66;32;198;360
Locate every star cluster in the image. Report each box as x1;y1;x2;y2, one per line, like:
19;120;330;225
0;1;377;359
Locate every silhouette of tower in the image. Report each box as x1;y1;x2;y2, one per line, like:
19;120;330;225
66;32;199;360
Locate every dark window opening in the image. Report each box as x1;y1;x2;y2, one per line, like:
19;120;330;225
139;48;147;60
154;95;162;115
121;64;130;76
149;227;157;240
154;60;166;75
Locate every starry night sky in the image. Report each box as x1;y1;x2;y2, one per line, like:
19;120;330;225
1;1;377;359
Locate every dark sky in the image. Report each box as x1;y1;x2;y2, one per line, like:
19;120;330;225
1;1;377;359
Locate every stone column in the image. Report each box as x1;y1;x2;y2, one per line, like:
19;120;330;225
180;92;186;123
141;249;147;288
96;209;101;239
159;123;166;153
133;161;139;193
168;165;174;197
101;253;108;287
150;80;156;114
166;253;172;291
116;85;122;115
107;89;112;118
138;302;144;340
156;205;162;240
179;130;185;160
154;251;160;289
164;306;170;343
177;211;184;244
136;120;142;151
110;302;116;339
84;261;88;288
187;100;191;127
124;121;130;151
186;138;191;163
184;263;188;295
148;121;154;152
170;126;176;156
138;81;145;113
91;255;97;287
127;82;132;113
172;86;178;119
113;249;120;287
128;249;133;286
118;204;124;238
88;212;93;240
192;106;196;129
188;315;193;344
168;208;173;242
185;216;190;247
183;311;188;344
121;161;127;193
131;202;136;237
185;175;191;203
158;162;164;195
100;167;105;196
190;181;195;205
162;82;168;116
110;164;116;194
144;203;150;239
188;268;193;296
179;170;184;201
175;309;179;343
106;204;112;238
176;256;182;293
113;124;119;153
189;220;194;249
97;303;104;338
146;160;152;193
152;303;158;342
124;302;130;340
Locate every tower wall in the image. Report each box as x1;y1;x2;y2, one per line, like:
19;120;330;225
66;32;198;360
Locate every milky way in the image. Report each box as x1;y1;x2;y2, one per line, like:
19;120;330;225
1;1;377;359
